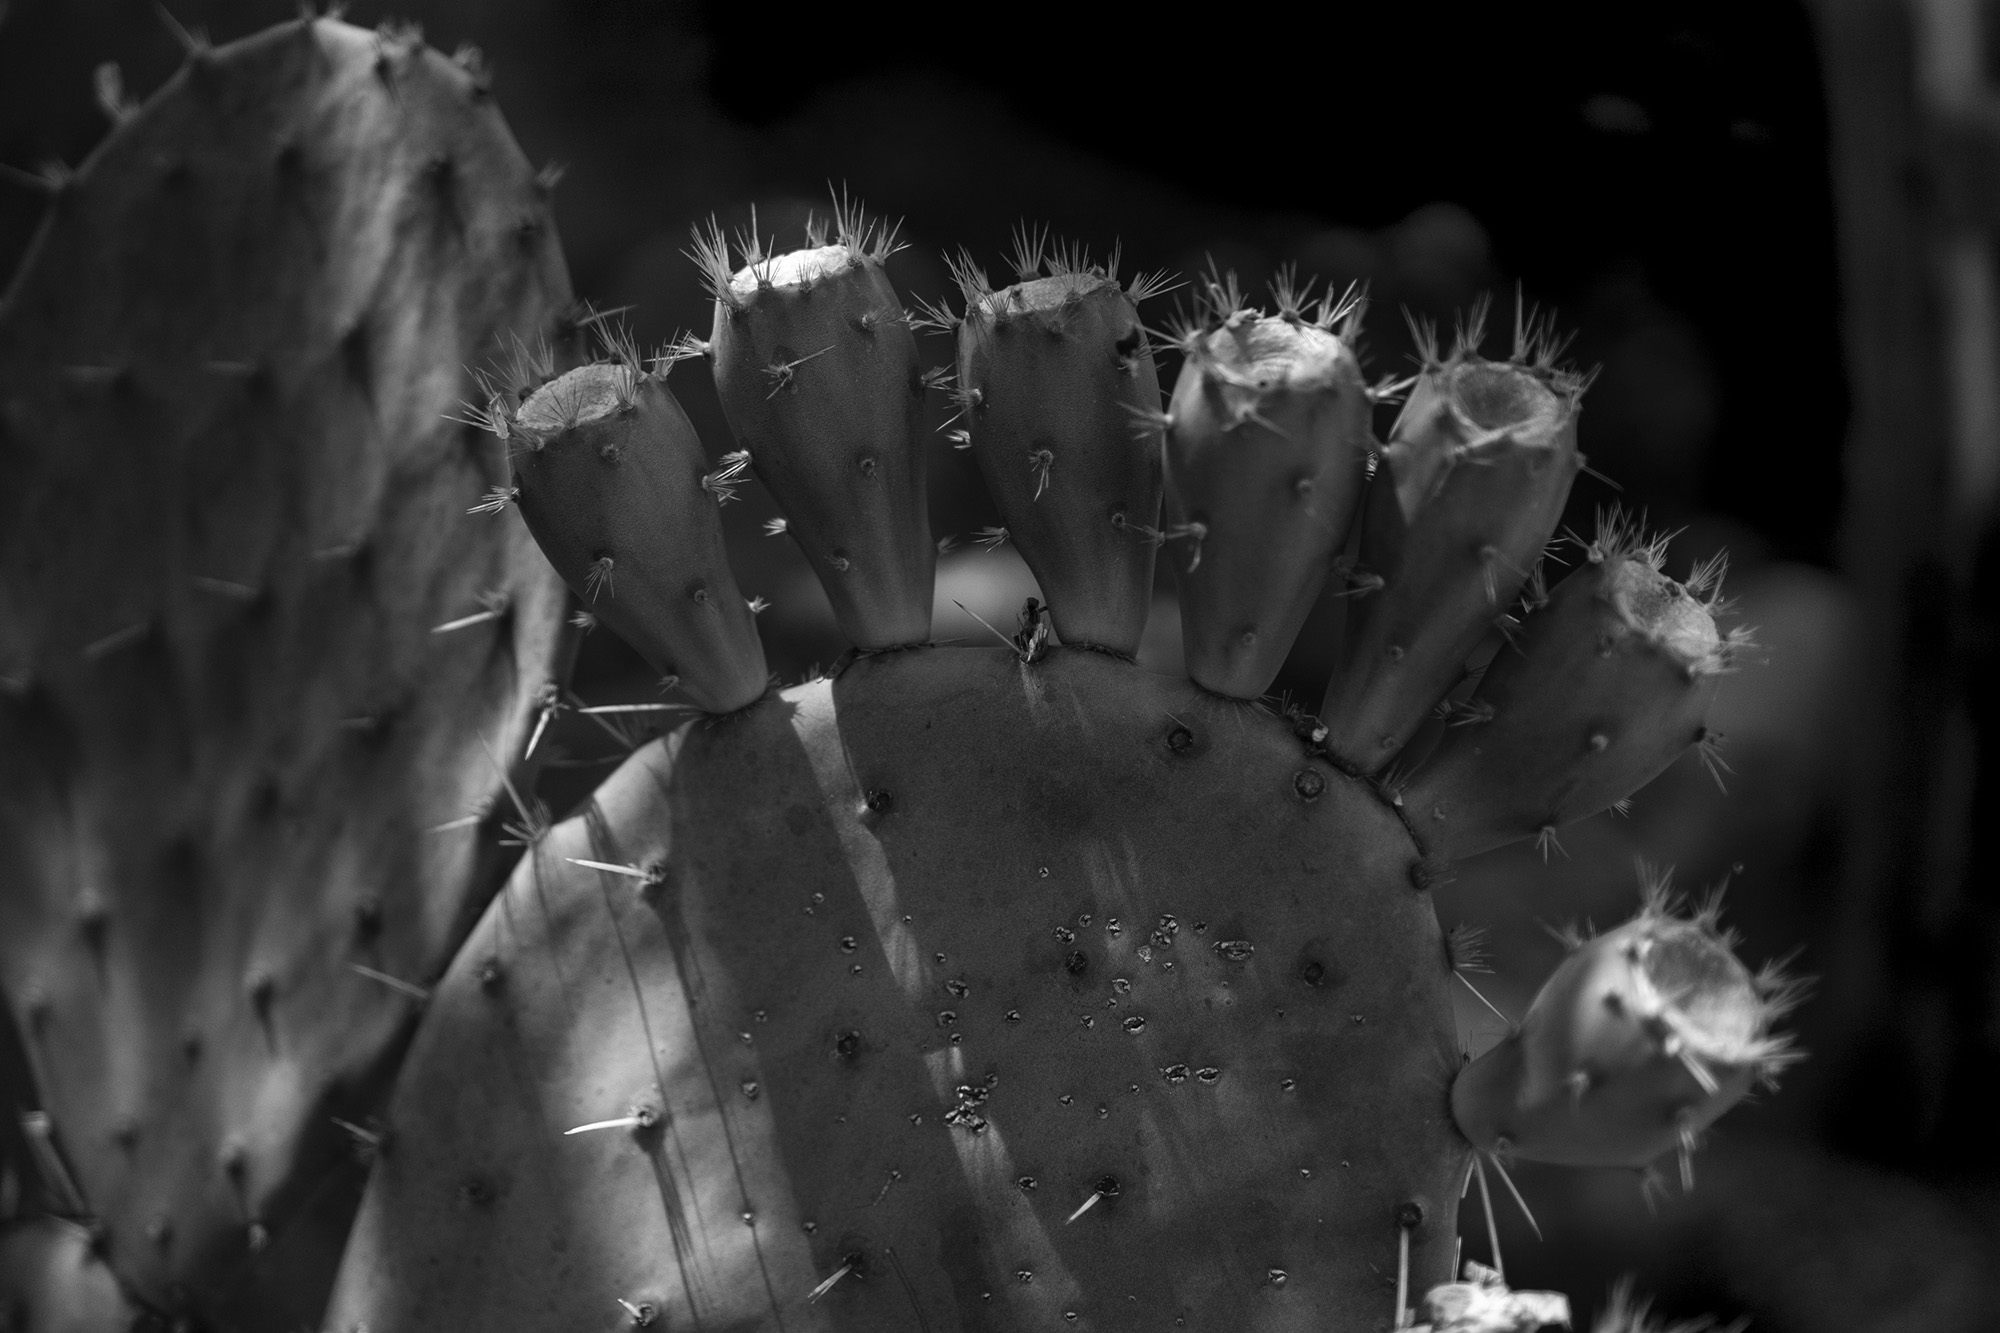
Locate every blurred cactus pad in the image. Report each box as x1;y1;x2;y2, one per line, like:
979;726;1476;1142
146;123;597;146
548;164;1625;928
0;14;1795;1333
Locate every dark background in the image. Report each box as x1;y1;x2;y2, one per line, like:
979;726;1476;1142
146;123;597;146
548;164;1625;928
7;2;1993;1329
1;0;1846;565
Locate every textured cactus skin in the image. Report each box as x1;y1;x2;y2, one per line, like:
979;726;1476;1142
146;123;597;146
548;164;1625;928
0;1219;135;1332
959;275;1163;655
0;17;569;1329
328;646;1465;1332
710;248;936;648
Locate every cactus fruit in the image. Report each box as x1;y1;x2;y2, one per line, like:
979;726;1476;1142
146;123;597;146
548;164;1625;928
321;221;1780;1328
1320;303;1586;771
1157;270;1375;699
698;200;936;650
495;340;769;713
1451;870;1802;1180
0;15;570;1328
1402;512;1751;861
944;231;1170;655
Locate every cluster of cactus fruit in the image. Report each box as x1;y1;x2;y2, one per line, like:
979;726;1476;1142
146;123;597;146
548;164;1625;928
0;13;1803;1333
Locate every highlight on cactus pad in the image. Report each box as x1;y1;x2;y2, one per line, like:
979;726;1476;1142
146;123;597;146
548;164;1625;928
0;14;1802;1333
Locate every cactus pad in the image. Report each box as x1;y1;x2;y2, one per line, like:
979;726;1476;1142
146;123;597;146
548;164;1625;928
0;16;570;1327
328;646;1466;1331
0;1218;136;1333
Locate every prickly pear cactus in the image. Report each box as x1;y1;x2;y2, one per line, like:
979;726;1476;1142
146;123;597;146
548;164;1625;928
0;15;571;1329
330;645;1461;1330
326;227;1783;1333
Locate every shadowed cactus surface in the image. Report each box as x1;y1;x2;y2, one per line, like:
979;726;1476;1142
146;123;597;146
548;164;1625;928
0;15;572;1330
0;1219;133;1333
0;16;1795;1332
